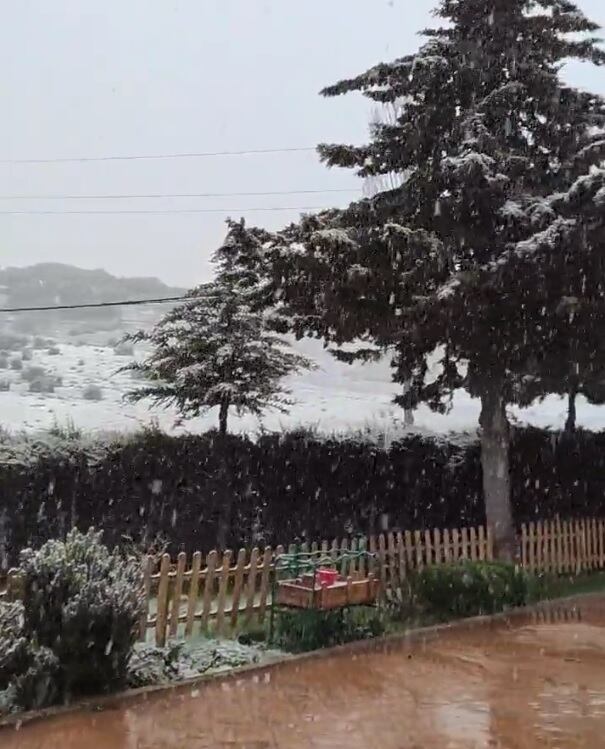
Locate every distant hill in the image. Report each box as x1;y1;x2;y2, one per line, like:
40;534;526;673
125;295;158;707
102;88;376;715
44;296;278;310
0;263;186;337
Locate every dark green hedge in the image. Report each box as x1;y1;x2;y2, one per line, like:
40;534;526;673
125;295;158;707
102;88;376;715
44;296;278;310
0;426;602;566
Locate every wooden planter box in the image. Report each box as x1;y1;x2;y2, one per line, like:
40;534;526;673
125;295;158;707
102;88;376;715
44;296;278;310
276;573;379;610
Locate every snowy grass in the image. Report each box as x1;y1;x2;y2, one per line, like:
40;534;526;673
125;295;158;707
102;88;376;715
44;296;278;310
0;336;600;438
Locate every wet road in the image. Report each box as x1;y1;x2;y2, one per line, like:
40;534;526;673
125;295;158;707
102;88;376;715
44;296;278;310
4;598;605;748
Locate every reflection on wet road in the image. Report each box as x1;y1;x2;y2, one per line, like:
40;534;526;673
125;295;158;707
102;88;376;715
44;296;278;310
4;598;605;748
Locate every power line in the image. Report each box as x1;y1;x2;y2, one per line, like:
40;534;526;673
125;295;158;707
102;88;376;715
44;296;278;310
0;296;192;313
0;205;330;216
0;188;359;201
0;146;316;166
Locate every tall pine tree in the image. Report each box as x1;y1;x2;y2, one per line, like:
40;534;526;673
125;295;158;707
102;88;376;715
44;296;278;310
262;0;605;558
124;220;312;434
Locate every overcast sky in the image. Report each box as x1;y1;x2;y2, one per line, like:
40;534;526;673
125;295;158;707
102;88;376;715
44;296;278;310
2;0;604;287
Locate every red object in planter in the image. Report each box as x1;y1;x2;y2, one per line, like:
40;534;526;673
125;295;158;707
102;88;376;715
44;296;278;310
317;568;339;587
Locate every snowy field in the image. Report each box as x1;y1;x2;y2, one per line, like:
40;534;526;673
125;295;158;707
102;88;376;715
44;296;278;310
0;336;603;438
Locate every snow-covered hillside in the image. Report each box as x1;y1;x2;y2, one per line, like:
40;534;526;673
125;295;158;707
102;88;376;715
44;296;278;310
0;336;602;437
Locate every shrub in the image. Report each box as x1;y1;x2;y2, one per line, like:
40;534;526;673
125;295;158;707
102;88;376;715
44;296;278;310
275;607;384;653
0;334;27;352
412;561;538;621
47;346;61;356
32;336;52;350
0;380;9;392
9;358;22;371
17;528;143;700
29;377;55;394
21;349;32;362
0;603;29;691
82;384;103;401
0;356;7;370
22;365;47;382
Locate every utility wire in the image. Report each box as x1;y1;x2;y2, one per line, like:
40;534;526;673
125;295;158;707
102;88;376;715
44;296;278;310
0;205;330;216
0;296;193;313
0;146;316;165
0;188;359;201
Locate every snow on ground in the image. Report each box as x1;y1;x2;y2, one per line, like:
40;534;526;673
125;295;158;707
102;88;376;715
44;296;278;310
0;337;603;437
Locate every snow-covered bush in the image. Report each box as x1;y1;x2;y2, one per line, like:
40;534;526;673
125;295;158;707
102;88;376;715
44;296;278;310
28;377;55;394
21;349;32;362
0;356;8;370
19;528;144;699
82;384;103;401
0;603;28;691
9;358;22;371
21;365;46;383
0;380;9;392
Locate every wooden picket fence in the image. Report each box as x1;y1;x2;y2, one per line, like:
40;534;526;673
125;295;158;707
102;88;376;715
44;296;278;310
521;517;605;575
141;524;494;646
3;517;604;647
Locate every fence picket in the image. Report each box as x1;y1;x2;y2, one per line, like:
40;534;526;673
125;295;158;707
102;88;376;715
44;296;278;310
469;527;477;561
348;537;358;577
257;547;273;622
139;555;154;642
563;519;570;573
387;532;397;583
215;550;232;635
452;528;460;563
244;548;260;623
433;528;441;566
413;530;422;571
377;534;388;591
555;517;563;574
536;521;544;572
169;551;187;638
185;551;202;637
340;538;349;576
424;529;432;567
443;528;451;564
461;527;469;560
229;549;247;629
600;519;605;569
155;554;171;647
396;531;405;580
404;530;414;571
200;550;218;631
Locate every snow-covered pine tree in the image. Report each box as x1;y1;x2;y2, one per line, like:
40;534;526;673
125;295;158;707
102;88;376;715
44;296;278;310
123;219;312;434
262;0;605;558
513;165;605;433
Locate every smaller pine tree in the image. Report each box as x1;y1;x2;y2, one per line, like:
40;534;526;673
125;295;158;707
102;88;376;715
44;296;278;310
123;220;312;434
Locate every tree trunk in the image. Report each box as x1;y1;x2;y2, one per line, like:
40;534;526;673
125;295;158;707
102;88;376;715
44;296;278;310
565;383;577;433
479;385;515;562
404;408;415;427
216;400;231;548
218;400;229;435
